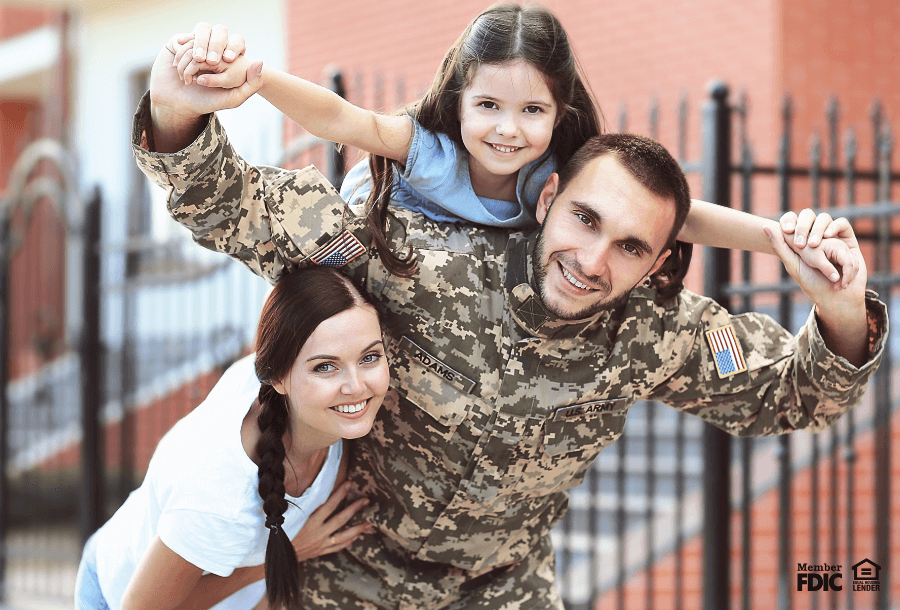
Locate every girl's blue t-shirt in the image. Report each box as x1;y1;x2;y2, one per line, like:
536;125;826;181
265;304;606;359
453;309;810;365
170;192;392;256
341;120;555;229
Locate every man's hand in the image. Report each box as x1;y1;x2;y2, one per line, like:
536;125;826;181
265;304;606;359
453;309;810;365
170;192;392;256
290;482;374;562
765;218;869;367
148;33;263;152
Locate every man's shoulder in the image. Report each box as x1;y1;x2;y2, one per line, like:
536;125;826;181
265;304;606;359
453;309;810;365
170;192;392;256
388;205;524;257
619;285;715;331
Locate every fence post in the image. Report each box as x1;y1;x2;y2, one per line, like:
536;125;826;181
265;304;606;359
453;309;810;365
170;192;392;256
700;80;732;610
326;69;347;189
0;213;9;600
80;187;104;543
775;95;794;610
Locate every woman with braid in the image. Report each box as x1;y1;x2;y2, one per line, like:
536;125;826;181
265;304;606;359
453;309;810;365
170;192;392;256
74;266;389;610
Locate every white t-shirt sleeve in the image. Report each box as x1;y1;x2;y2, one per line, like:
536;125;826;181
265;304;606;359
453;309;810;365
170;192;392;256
158;509;258;577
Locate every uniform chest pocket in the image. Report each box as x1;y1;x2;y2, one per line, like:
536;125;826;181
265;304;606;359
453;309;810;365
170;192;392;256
542;398;630;456
379;335;484;474
389;335;478;427
471;399;631;502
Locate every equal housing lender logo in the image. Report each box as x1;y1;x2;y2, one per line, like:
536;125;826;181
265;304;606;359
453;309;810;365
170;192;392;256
796;558;882;592
851;559;881;592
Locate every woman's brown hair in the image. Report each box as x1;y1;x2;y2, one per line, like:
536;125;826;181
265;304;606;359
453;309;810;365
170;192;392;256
253;267;378;608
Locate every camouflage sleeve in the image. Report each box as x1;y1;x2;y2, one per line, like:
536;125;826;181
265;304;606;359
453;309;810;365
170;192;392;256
129;91;368;284
642;289;888;437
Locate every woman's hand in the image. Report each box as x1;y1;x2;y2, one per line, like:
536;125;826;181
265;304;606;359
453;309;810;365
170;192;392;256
292;481;374;562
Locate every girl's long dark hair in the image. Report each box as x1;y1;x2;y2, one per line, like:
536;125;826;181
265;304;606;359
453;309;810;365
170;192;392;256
365;2;605;276
253;267;378;608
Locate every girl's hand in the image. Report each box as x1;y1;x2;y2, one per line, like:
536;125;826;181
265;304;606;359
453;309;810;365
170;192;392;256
177;41;258;91
292;482;375;562
780;209;859;288
175;23;245;84
174;23;245;70
792;236;860;290
779;209;854;249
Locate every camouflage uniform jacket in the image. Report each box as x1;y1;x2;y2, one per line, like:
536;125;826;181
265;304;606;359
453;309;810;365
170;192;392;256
132;96;887;573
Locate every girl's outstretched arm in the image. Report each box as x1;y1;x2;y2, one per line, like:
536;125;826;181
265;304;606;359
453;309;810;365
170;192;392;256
679;199;778;253
259;66;413;164
679;200;859;289
180;39;413;165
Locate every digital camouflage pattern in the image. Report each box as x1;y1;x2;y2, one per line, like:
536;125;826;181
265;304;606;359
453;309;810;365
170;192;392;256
132;93;888;607
297;527;562;609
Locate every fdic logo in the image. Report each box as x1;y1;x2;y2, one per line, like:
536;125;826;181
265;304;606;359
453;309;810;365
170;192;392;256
797;563;842;591
797;559;882;593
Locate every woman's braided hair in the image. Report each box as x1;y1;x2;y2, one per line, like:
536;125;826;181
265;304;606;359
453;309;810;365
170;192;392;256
252;267;378;608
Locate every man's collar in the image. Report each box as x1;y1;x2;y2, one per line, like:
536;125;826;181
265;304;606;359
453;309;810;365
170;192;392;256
505;236;610;340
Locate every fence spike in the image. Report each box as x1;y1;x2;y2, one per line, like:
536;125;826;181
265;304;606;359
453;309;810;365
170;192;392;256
845;127;858;162
869;97;883;125
810;131;821;162
810;132;821;209
395;73;406;109
677;91;688;161
649;97;659;141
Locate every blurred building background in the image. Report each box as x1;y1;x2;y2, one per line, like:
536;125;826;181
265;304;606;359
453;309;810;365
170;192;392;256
0;1;896;609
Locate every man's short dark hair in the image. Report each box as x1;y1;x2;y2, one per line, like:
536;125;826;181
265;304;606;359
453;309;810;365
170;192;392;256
555;134;693;303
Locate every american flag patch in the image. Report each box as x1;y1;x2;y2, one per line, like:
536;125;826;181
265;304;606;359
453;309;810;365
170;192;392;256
309;230;366;267
705;324;748;378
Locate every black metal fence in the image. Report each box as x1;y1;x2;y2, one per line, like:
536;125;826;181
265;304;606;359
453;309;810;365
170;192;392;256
0;78;895;610
554;84;898;610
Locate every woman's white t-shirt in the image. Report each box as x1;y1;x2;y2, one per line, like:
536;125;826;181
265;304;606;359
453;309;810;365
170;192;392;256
94;354;342;609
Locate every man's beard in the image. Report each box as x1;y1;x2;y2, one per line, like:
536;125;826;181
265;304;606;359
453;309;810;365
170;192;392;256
532;230;638;320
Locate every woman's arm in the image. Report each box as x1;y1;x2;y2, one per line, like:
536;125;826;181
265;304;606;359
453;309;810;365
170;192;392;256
172;565;265;610
121;537;204;610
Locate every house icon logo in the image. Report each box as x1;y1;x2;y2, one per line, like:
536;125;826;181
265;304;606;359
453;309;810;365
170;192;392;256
851;559;881;592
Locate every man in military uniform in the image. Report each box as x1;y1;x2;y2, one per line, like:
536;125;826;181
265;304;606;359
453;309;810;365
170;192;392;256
133;39;887;609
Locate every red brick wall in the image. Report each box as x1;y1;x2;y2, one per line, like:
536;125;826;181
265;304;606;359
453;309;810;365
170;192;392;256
1;100;68;381
780;0;900;182
0;6;53;41
0;100;40;190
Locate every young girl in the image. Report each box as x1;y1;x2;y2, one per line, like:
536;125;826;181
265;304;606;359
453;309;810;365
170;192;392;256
177;3;855;285
74;267;386;610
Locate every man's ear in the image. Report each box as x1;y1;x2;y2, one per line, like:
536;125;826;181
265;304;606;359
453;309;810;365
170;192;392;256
644;248;672;280
536;173;560;225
